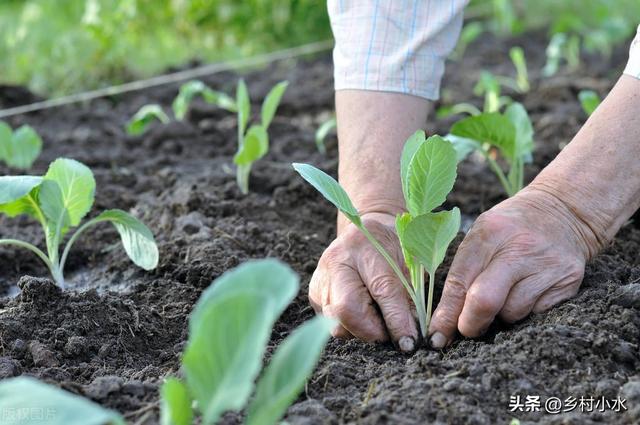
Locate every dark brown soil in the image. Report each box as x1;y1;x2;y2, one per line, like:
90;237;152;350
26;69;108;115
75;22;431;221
1;31;639;424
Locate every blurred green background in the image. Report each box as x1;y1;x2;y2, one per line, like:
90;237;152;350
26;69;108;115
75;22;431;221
0;0;638;96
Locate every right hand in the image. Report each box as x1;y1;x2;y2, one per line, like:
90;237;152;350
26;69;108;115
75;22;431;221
308;212;419;352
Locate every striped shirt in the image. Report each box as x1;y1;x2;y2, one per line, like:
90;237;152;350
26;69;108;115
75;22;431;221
329;1;640;100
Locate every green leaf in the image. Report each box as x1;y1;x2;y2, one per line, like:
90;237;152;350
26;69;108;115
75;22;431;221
578;90;601;116
43;158;96;227
126;104;170;135
202;88;237;113
0;121;12;161
474;71;501;113
509;46;529;92
183;259;298;425
6;125;43;169
90;209;159;270
395;212;415;270
314;117;336;155
260;81;288;128
445;134;482;162
191;259;298;333
246;316;335;425
161;378;193;425
292;163;360;225
406;135;458;216
237;79;251;138
233;125;268;166
39;180;71;249
0;377;124;425
400;130;426;202
0;175;43;204
402;208;461;276
173;80;206;120
0;176;44;220
450;113;516;160
504;102;534;163
173;80;237;120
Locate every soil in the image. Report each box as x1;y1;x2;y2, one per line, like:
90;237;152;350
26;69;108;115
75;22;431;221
1;31;639;425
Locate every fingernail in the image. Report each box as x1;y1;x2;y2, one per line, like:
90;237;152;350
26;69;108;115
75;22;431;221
398;336;415;352
430;332;448;349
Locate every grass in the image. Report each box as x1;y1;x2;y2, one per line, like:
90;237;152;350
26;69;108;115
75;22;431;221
0;0;330;96
1;0;638;97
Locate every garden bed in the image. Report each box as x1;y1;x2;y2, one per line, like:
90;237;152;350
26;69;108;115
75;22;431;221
0;32;639;424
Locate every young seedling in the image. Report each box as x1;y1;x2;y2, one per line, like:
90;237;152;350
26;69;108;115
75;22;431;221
543;32;581;77
0;158;159;288
126;104;170;136
314;116;336;154
0;260;332;425
172;80;237;120
437;48;528;118
0;121;42;169
161;259;333;425
447;102;534;197
293;132;460;340
233;79;288;194
578;90;601;116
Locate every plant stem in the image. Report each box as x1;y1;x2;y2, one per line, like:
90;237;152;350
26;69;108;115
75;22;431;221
236;164;251;195
482;150;514;196
426;271;436;331
0;239;64;287
414;265;428;338
358;224;413;297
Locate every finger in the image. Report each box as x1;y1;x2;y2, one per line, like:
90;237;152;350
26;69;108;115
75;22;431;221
323;261;388;343
308;267;324;314
331;323;355;339
364;271;418;352
428;233;494;348
499;263;583;322
532;283;580;313
532;264;583;314
457;259;521;337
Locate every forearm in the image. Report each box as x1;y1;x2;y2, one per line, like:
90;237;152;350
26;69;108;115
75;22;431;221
336;90;430;233
528;75;640;257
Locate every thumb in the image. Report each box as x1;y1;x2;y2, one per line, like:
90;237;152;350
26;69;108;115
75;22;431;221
428;235;492;348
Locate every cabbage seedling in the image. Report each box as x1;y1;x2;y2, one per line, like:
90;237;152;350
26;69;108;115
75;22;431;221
172;80;237;120
234;79;288;194
314;116;336;154
447;102;534;197
293;132;460;340
578;90;601;116
126;104;170;135
0;158;159;288
0;260;332;425
437;48;528;119
0;121;42;169
161;259;334;425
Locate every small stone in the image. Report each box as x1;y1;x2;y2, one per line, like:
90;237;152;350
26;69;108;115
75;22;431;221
613;284;640;309
286;399;337;425
0;357;20;378
11;339;26;356
29;341;59;367
443;378;462;392
122;380;145;397
620;380;640;402
85;376;124;400
64;336;88;357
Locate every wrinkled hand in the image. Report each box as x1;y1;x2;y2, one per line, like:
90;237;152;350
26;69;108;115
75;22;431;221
309;212;419;352
428;186;598;348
